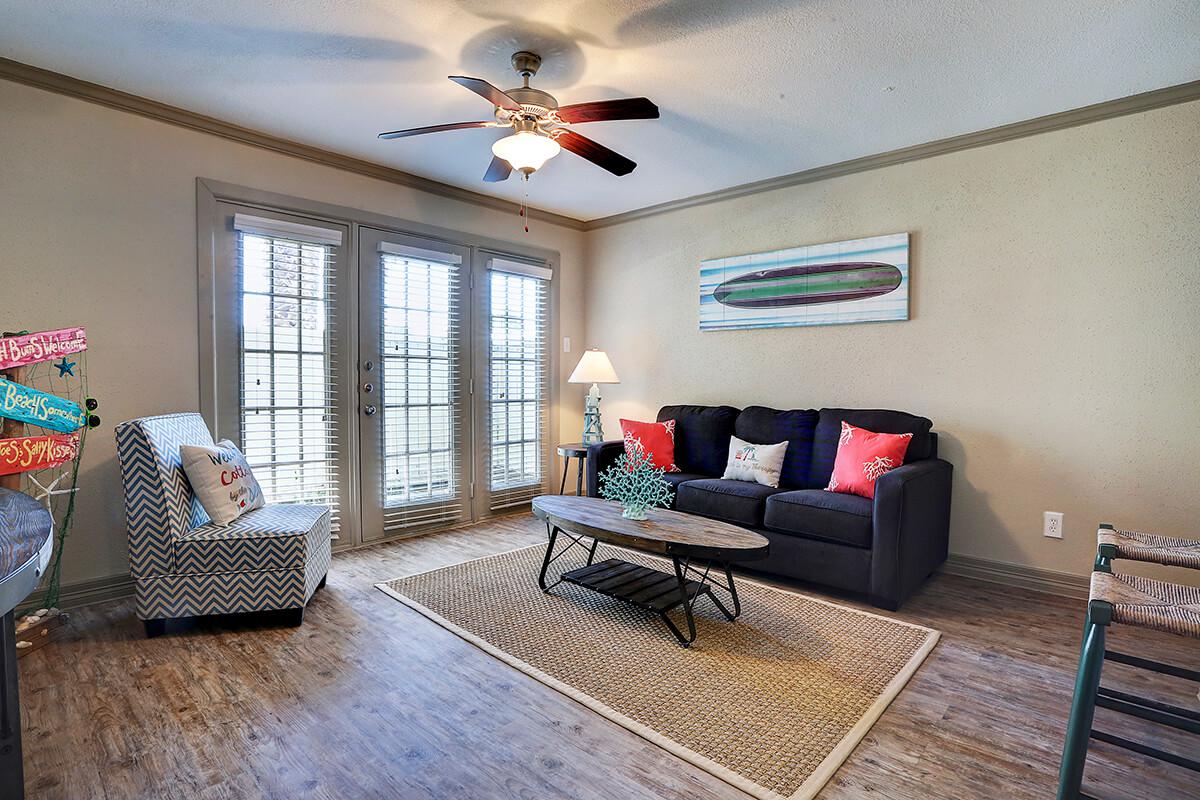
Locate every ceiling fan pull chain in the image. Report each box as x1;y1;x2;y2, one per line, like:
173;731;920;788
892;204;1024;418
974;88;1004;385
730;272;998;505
521;174;530;234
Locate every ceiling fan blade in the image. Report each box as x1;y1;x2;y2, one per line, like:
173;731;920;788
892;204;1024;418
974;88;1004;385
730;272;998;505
554;130;637;176
448;76;523;111
556;97;659;124
483;156;513;182
378;121;493;140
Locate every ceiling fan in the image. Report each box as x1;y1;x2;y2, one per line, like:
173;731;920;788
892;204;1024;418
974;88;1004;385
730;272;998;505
378;51;659;182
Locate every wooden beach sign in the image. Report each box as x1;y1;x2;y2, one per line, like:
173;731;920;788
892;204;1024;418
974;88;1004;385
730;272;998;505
0;431;80;476
0;327;87;371
0;378;88;433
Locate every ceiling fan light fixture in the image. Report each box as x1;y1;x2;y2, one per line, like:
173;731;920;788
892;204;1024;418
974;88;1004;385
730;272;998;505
492;131;560;174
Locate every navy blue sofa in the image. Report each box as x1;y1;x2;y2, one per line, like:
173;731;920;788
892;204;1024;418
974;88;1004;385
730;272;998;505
586;405;953;610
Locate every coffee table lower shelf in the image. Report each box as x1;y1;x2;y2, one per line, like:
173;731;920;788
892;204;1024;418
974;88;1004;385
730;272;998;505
559;558;735;646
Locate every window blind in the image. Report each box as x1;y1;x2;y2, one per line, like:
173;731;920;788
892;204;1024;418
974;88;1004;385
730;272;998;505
238;229;343;533
234;213;344;246
485;260;551;511
379;248;467;530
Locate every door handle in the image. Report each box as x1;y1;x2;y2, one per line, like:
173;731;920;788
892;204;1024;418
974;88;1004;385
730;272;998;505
363;404;378;416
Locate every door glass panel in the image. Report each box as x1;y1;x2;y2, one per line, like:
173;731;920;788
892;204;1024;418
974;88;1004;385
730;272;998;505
378;250;462;514
486;268;550;509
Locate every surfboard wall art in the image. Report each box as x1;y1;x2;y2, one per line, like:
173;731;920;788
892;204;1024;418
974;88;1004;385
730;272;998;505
699;232;909;331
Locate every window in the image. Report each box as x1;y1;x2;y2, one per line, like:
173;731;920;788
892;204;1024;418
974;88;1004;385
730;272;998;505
378;244;465;528
202;184;558;548
485;257;552;511
234;214;343;531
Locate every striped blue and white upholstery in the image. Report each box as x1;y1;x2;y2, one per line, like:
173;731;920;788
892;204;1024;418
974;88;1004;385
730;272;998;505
116;413;331;623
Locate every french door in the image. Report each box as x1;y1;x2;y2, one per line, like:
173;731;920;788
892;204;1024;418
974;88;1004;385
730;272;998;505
210;201;554;548
356;231;553;542
358;229;472;542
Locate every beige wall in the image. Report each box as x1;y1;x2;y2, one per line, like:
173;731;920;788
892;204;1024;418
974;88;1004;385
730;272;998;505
0;79;586;589
4;74;1197;597
584;100;1200;584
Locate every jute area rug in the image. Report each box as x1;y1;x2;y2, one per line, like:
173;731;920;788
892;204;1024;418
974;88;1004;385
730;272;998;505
377;544;939;800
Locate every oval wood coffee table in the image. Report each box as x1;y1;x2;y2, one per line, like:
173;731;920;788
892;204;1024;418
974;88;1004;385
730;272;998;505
531;495;769;647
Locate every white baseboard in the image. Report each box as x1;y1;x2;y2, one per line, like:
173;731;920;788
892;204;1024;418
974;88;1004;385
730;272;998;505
940;554;1090;599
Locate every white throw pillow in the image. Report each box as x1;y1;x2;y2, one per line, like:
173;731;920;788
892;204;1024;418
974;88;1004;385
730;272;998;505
721;436;789;488
180;439;265;526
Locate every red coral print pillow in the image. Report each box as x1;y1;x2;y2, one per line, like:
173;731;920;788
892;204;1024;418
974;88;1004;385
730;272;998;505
619;419;680;473
826;421;913;500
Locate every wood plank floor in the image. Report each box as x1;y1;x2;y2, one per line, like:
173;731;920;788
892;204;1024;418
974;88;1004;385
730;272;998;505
17;514;1200;799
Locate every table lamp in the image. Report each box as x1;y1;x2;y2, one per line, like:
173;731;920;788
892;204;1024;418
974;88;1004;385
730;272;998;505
567;349;619;444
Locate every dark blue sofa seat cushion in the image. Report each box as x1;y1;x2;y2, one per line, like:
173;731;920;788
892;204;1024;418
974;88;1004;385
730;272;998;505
675;479;780;528
809;408;935;489
656;405;739;476
734;406;819;489
764;490;874;548
658;472;709;508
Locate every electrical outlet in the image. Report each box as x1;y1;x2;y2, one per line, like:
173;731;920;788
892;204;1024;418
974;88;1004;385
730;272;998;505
562;336;571;353
1044;511;1063;539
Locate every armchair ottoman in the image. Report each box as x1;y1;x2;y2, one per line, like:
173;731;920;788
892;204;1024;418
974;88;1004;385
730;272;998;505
116;413;331;637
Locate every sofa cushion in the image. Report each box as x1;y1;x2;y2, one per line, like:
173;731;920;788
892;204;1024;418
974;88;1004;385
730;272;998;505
174;504;330;575
675;478;780;527
657;405;740;476
734;406;819;489
620;418;680;472
810;409;934;489
765;490;874;548
658;472;708;508
722;436;789;487
826;422;915;500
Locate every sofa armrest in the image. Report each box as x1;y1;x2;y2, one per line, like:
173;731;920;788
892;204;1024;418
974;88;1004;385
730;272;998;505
585;440;625;497
869;458;953;610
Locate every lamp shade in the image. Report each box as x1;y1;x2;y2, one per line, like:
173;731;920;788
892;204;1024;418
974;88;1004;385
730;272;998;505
568;349;619;384
492;131;561;173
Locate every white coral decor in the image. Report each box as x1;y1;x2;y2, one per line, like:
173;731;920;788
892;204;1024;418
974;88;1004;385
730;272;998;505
598;448;674;520
862;455;895;481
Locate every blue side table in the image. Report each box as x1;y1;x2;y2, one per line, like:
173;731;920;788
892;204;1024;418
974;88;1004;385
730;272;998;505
0;488;54;800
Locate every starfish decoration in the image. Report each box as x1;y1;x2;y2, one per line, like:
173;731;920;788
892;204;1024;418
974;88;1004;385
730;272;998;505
54;357;76;377
28;471;78;511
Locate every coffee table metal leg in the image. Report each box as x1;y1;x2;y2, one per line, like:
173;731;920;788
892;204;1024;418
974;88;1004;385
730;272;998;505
661;556;698;647
538;525;560;592
539;523;599;593
723;562;741;618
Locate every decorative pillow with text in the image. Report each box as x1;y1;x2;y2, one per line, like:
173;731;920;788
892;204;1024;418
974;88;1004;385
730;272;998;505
722;436;789;488
825;422;913;500
619;419;681;472
180;439;265;527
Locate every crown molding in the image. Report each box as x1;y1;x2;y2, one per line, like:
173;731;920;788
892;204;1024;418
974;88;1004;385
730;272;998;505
584;79;1200;230
0;57;587;232
4;57;1197;234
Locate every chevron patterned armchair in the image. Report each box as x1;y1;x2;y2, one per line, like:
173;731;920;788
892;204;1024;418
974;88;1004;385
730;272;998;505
116;413;331;637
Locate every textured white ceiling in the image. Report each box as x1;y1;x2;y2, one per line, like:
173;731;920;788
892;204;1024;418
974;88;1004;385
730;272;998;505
2;1;1197;221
